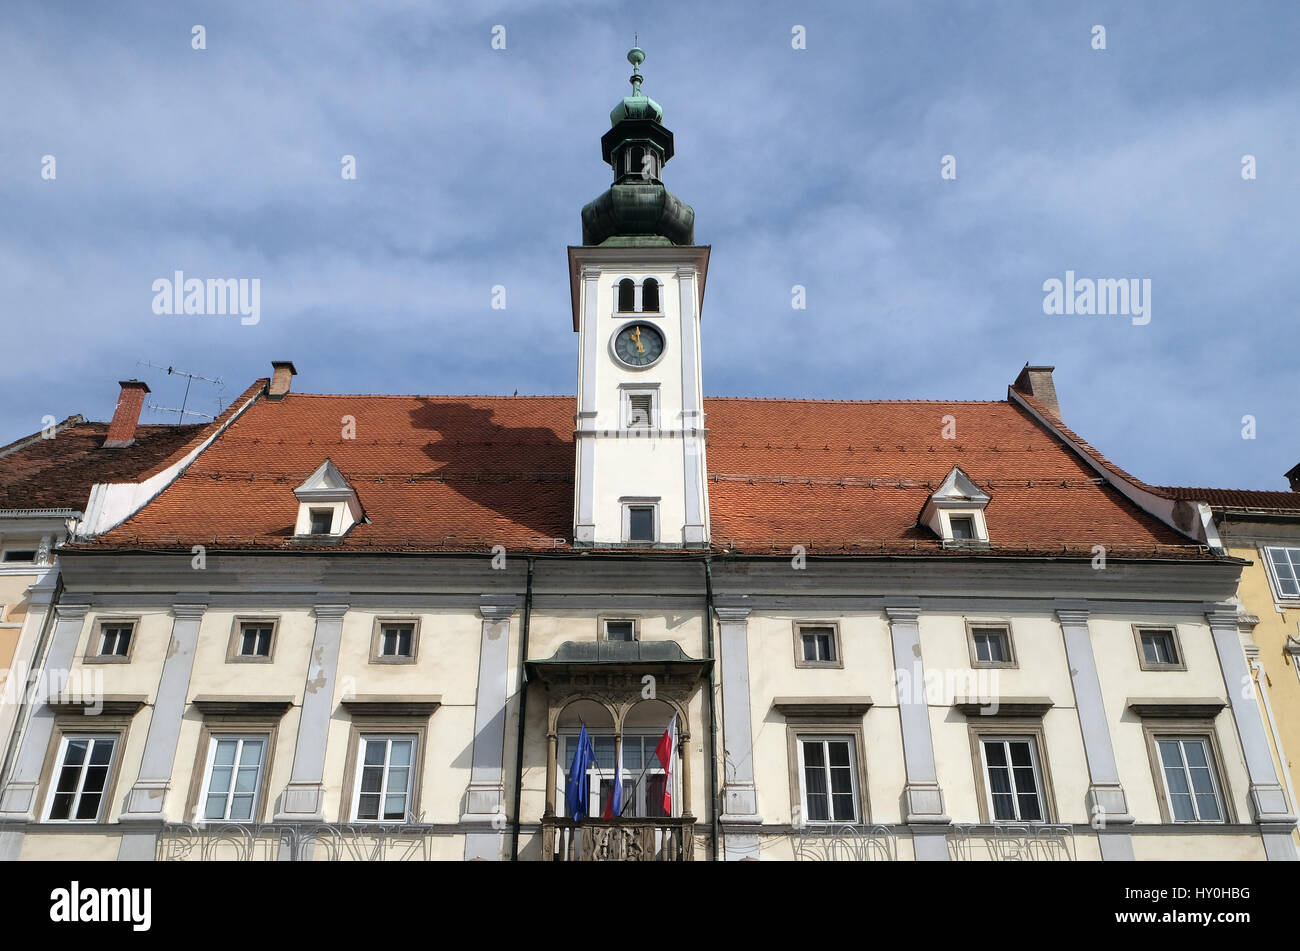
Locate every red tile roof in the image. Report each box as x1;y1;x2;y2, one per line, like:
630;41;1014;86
79;390;1212;559
0;379;268;513
1158;485;1300;513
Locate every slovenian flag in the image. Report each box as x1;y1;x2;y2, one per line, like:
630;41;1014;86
602;737;624;819
653;714;677;815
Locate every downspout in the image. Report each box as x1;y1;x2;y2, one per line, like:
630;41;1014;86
704;556;720;862
509;557;535;861
1252;658;1300;829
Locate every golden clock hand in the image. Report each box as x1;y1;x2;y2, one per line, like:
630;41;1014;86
632;326;644;353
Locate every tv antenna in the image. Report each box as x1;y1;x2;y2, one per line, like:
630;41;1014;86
136;361;227;423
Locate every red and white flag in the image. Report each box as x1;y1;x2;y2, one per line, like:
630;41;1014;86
653;714;677;815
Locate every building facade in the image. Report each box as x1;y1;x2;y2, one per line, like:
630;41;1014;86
0;50;1294;862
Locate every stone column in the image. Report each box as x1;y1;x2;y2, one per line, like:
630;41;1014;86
886;602;950;860
462;598;518;861
1055;604;1134;861
117;599;208;861
1206;605;1298;861
544;731;558;817
275;601;349;822
679;726;693;817
0;601;91;861
715;597;760;860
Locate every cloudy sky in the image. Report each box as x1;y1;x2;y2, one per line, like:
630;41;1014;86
1;1;1296;490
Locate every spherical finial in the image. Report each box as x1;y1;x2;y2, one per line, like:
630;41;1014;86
627;47;645;68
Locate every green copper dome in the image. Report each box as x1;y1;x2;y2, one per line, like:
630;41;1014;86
581;47;695;247
610;94;663;126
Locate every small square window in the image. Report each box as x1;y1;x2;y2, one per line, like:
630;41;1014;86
370;618;420;663
2;549;38;562
949;516;975;540
626;505;655;543
309;509;333;535
1135;627;1183;670
603;619;636;642
97;623;133;659
381;624;414;657
801;628;835;662
969;624;1015;667
239;623;274;658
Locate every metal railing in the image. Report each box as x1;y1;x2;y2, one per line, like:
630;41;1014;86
541;816;694;861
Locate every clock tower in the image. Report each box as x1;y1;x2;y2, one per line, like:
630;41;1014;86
569;48;710;547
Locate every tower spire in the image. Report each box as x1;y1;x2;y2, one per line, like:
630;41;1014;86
628;44;645;97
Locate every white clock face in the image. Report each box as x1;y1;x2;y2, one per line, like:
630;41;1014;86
613;322;665;368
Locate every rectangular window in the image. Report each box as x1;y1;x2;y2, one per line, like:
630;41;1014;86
199;736;266;822
949;516;975;540
627;394;654;428
798;737;858;823
1264;547;1300;600
2;549;38;562
626;505;655;542
1156;737;1224;822
979;737;1045;822
44;735;117;822
380;623;415;657
603;619;636;642
1138;628;1180;668
238;622;273;658
309;509;334;535
97;622;133;658
800;627;836;663
353;735;416;822
971;625;1011;665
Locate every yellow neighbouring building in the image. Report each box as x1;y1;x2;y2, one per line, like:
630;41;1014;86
1159;480;1300;850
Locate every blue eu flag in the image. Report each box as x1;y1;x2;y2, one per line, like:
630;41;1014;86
565;722;597;820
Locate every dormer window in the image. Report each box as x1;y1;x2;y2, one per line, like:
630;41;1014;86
920;466;991;546
293;459;364;538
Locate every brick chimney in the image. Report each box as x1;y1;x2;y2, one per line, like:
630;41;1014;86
1285;463;1300;492
103;380;151;448
1012;364;1061;420
268;361;297;400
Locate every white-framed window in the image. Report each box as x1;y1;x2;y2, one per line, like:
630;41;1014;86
1156;736;1225;822
352;735;417;822
797;735;859;823
979;736;1046;822
379;622;415;658
1263;547;1300;601
238;622;273;658
198;735;267;822
800;627;835;663
44;735;117;822
98;622;133;658
617;278;636;312
621;500;658;543
560;733;673;818
602;619;637;642
309;508;333;535
641;278;660;312
949;516;975;540
1;549;38;563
